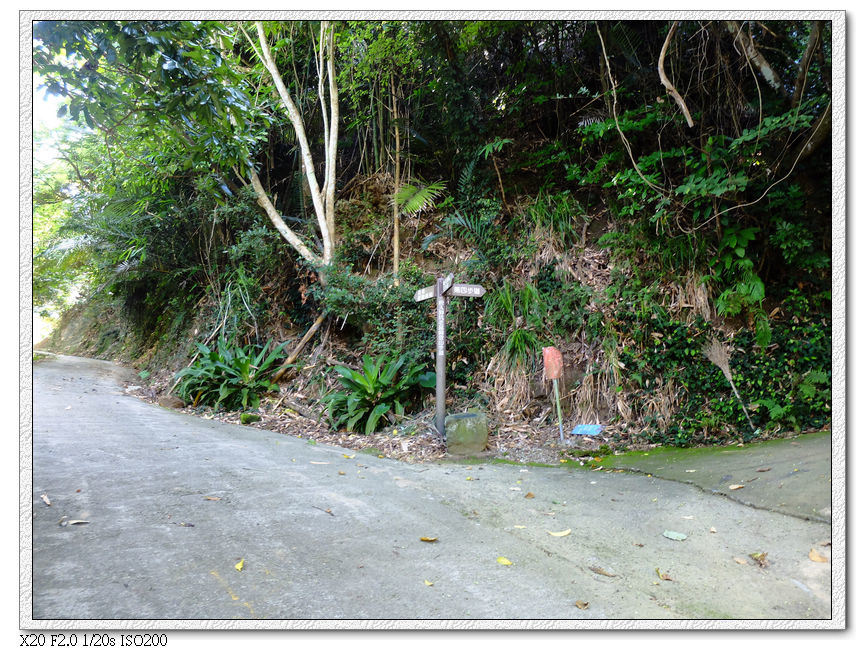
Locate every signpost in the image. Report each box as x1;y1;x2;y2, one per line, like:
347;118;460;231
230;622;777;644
414;274;486;436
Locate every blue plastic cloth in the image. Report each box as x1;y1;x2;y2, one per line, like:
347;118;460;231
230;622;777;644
570;424;604;437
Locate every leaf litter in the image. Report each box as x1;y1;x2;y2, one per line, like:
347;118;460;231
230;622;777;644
589;566;617;578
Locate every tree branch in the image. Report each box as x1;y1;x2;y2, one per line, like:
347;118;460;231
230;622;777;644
791;21;822;109
249;169;323;267
248;21;334;266
725;21;784;94
658;22;694;127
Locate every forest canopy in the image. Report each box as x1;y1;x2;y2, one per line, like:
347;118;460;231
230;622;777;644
32;18;834;447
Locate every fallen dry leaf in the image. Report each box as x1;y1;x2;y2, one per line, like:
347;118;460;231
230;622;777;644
235;559;245;572
589;566;617;577
655;567;674;581
525;492;535;499
204;496;222;501
420;537;438;543
809;548;828;563
575;600;590;610
729;484;745;490
497;556;513;566
547;529;572;537
756;467;772;472
750;552;769;568
424;580;434;587
40;494;51;506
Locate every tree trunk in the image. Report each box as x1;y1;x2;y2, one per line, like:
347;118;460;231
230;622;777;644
791;21;822;109
273;313;327;382
789;101;832;164
250;21;338;269
391;73;401;285
725;21;784;94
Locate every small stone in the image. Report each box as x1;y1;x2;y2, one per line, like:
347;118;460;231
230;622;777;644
158;395;185;409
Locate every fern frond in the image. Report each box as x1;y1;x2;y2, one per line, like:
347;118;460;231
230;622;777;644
394;179;447;215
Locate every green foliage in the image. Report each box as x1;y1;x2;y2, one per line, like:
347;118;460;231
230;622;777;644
422;199;507;269
34;20;267;174
174;339;287;411
394;179;447;215
485;280;547;368
615;288;831;446
479;137;512;159
534;264;595;336
525;190;584;246
322;354;435;433
316;261;434;364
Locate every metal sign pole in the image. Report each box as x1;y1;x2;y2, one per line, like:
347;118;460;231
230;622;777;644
413;273;484;439
435;277;447;437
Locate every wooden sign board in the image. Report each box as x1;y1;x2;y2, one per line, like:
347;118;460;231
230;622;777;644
447;283;486;298
414;280;485;301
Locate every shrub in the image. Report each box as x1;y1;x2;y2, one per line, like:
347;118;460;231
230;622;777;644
174;338;287;411
322;354;435;434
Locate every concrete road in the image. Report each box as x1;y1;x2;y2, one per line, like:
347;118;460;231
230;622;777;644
27;355;834;624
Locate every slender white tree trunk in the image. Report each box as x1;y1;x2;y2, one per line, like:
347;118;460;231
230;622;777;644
250;20;338;268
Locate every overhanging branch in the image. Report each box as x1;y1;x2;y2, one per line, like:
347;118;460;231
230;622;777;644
658;22;694;128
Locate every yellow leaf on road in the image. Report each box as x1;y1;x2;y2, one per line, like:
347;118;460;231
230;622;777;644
420;537;438;543
809;548;828;563
513;525;526;529
235;559;245;572
655;567;673;581
547;529;572;537
525;492;535;499
497;556;513;566
575;600;590;609
729;484;745;490
424;580;434;586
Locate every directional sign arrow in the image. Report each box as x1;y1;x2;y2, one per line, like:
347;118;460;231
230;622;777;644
413;285;436;302
441;273;454;294
446;283;486;298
